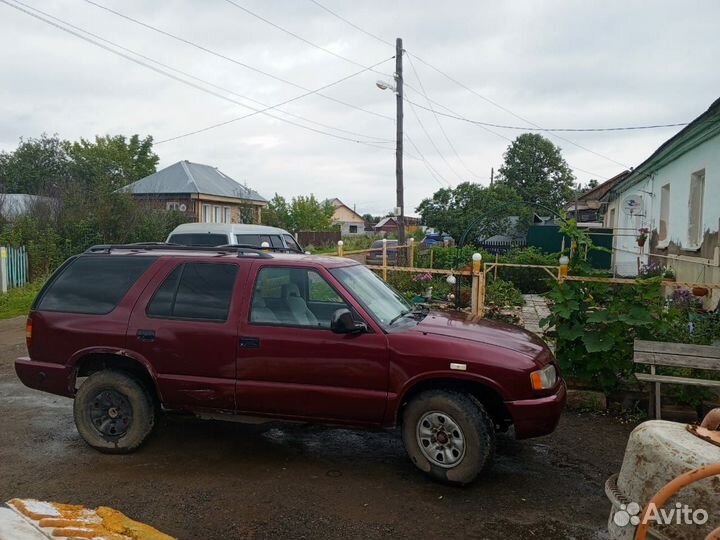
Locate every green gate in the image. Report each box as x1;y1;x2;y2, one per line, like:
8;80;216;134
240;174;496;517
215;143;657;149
1;246;29;291
527;225;613;270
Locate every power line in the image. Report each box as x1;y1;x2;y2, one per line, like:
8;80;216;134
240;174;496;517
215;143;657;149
404;132;451;188
1;0;395;150
406;52;630;169
403;97;689;132
300;1;634;170
222;0;392;77
9;0;393;145
308;0;395;48
406;98;463;184
406;86;608;180
82;0;394;121
405;53;479;180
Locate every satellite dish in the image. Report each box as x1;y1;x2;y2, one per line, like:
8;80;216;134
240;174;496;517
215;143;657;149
621;194;644;216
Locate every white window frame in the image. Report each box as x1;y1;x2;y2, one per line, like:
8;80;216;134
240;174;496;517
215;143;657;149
202;204;211;223
657;184;671;248
223;207;231;224
687;169;705;249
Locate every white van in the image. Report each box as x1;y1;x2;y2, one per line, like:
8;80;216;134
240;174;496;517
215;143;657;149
166;223;303;252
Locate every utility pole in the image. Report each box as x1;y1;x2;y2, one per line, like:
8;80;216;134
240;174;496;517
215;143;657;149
395;37;405;247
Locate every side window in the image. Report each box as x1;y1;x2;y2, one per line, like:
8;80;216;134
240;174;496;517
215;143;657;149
250;267;349;328
37;256;155;315
283;234;301;252
147;263;238;321
308;271;342;303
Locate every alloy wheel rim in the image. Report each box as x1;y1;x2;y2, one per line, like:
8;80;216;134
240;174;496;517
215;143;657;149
88;389;133;439
416;410;466;468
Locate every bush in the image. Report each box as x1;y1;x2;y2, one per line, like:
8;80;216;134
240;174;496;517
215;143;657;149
541;277;664;392
486;278;524;307
495;247;559;294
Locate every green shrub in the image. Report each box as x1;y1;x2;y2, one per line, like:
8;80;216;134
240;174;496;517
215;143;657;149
495;247;559;294
486;278;525;307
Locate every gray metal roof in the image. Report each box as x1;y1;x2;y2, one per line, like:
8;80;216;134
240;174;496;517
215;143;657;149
122;160;267;203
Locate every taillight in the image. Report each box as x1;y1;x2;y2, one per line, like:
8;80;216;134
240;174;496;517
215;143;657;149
25;317;32;350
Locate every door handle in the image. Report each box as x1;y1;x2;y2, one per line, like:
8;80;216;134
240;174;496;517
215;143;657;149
136;329;156;342
239;336;260;348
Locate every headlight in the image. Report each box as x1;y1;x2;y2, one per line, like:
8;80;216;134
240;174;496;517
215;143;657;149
530;364;557;390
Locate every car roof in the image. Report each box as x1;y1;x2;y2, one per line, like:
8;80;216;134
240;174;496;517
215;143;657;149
82;245;359;269
167;223;292;236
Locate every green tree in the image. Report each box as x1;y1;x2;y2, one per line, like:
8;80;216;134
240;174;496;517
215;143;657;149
416;182;530;241
67;134;158;190
261;194;334;233
496;133;575;213
0;134;71;194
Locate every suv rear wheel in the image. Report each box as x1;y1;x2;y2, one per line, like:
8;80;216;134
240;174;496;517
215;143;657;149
73;370;156;453
401;390;495;485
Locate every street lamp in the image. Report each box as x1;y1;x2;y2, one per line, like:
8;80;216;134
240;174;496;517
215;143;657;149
376;80;396;92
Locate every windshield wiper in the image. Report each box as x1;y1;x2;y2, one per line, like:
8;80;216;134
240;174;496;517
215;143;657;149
388;309;412;326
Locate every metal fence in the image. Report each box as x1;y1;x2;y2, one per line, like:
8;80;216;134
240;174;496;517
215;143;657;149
1;245;29;292
477;238;527;254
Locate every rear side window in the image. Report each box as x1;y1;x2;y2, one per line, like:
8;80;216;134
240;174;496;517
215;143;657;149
147;262;238;321
37;256;155;315
169;233;228;246
236;234;283;249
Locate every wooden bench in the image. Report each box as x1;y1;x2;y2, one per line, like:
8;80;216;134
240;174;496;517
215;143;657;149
633;339;720;419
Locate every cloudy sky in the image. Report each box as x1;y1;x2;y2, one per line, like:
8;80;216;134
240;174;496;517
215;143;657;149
1;0;719;216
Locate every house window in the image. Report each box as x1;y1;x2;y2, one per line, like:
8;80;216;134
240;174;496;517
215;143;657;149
688;170;705;247
608;208;616;230
214;206;221;223
166;201;179;211
202;204;211;223
659;184;670;243
349;225;358;233
223;207;231;224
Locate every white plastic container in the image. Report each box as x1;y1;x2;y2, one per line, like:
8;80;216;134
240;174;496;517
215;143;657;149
606;420;720;540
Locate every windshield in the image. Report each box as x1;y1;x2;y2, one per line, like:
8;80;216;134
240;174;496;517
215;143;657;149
330;265;413;328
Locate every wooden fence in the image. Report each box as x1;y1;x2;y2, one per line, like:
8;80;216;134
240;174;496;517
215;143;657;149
297;231;341;247
1;246;29;292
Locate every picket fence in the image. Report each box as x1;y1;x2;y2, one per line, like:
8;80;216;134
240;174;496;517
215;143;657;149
1;245;29;292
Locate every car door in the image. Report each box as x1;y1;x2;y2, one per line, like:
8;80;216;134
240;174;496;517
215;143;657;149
127;258;244;412
235;263;389;425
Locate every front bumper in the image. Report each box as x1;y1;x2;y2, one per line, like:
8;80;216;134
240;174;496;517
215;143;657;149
15;357;74;398
504;380;566;439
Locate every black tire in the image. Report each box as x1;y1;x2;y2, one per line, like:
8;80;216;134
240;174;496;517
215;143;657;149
401;390;495;486
73;369;156;454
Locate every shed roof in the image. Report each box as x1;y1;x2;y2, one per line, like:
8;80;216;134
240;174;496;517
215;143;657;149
122;160;266;203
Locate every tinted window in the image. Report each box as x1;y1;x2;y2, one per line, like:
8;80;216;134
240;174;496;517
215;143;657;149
147;263;238;321
169;233;228;246
37;256;155;314
236;234;283;249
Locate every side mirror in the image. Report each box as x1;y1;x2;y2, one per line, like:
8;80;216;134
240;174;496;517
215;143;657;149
330;308;366;334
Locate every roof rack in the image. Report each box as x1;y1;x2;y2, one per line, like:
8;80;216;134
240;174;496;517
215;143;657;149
84;243;274;259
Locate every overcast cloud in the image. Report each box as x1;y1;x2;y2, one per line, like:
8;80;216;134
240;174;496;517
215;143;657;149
1;0;719;215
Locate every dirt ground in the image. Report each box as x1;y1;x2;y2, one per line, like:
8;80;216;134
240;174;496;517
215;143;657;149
0;316;638;540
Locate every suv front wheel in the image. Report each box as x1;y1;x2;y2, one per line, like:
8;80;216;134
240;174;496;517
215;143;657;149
73;369;156;453
401;390;495;485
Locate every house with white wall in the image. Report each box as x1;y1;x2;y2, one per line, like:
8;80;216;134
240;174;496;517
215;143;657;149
603;96;720;306
328;198;367;236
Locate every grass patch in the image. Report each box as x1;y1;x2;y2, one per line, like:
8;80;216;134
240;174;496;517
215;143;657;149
0;280;45;320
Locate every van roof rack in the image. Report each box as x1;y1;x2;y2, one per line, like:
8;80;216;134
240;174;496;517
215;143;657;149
84;243;274;259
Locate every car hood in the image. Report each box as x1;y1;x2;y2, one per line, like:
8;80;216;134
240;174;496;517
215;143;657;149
411;310;549;359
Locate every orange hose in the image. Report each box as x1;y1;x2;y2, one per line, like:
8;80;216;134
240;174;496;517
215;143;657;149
634;463;720;540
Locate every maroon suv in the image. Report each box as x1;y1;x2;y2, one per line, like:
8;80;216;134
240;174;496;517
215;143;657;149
15;244;565;485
